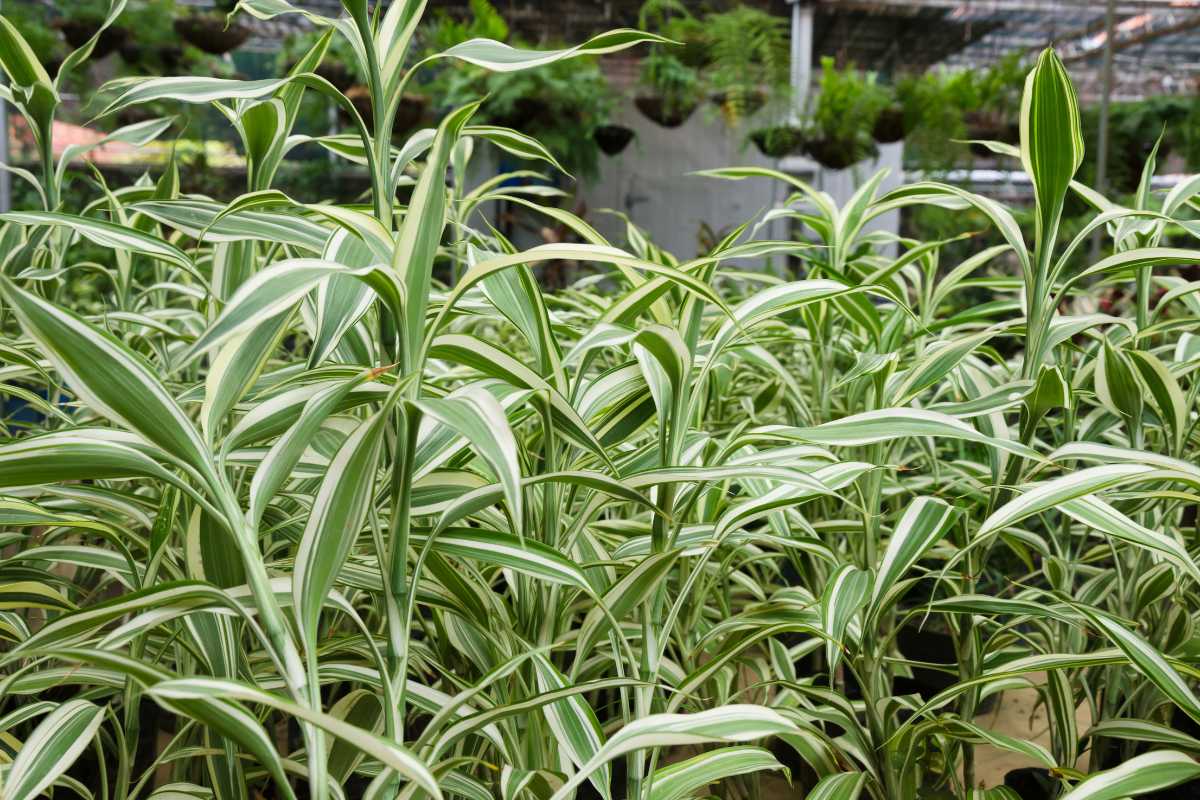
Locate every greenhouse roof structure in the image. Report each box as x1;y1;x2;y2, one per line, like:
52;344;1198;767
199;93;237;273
937;0;1200;99
227;0;1200;99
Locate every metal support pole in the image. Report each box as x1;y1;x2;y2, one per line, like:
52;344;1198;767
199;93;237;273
1091;0;1117;259
788;0;814;120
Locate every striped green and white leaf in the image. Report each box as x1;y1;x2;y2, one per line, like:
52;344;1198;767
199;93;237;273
1074;605;1200;725
776;408;1041;461
1059;751;1200;800
414;385;524;528
2;699;105;800
805;773;867;800
820;564;871;673
870;497;957;617
648;746;787;800
293;405;391;650
0;278;213;478
549;706;797;800
2;210;194;273
532;654;610;800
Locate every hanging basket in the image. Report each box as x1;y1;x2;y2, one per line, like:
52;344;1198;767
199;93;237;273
594;125;635;156
345;85;373;127
174;13;251;55
965;110;1017;156
344;87;429;135
115;105;161;127
42;56;64;79
749;126;805;159
394;93;430;133
677;37;711;69
711;88;767;121
316;63;356;92
489;97;551;131
54;19;127;57
289;59;356;92
121;43;184;72
872;106;907;144
634;95;697;128
804;137;874;171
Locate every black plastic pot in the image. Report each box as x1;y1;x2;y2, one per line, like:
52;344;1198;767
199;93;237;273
287;58;355;91
394;93;429;133
594;125;635;156
116;105;161;127
804;137;874;171
344;87;428;135
121;43;184;72
488;97;551;131
634;95;698;128
54;19;127;57
750;126;805;159
965;110;1018;156
1005;767;1055;800
42;56;64;79
174;13;251;55
316;62;356;92
712;88;767;119
873;106;907;143
893;625;997;713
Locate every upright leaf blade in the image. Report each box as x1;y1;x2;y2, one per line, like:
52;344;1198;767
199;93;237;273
0;279;212;478
4;700;105;800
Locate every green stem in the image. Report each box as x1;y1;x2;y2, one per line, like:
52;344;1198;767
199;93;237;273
348;3;395;229
387;404;421;730
212;479;326;799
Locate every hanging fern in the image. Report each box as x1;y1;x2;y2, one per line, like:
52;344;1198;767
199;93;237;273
705;7;789;125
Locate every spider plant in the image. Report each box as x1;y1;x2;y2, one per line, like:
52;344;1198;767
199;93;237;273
2;4;1200;800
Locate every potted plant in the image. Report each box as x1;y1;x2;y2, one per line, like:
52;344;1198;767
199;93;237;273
893;70;969;171
802;58;890;170
1081;96;1189;194
276;30;360;92
872;82;907;144
174;0;250;55
749;125;805;159
112;48;232;127
444;53;616;179
872;103;906;144
953;53;1025;152
339;85;429;136
54;0;128;58
594;125;635;156
704;7;788;125
638;0;709;68
118;0;183;72
635;50;702;128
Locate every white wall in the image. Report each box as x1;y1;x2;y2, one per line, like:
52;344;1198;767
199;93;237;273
577;97;904;265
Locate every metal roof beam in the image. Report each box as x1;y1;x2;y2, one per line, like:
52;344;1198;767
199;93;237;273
1060;11;1200;62
819;0;1199;11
